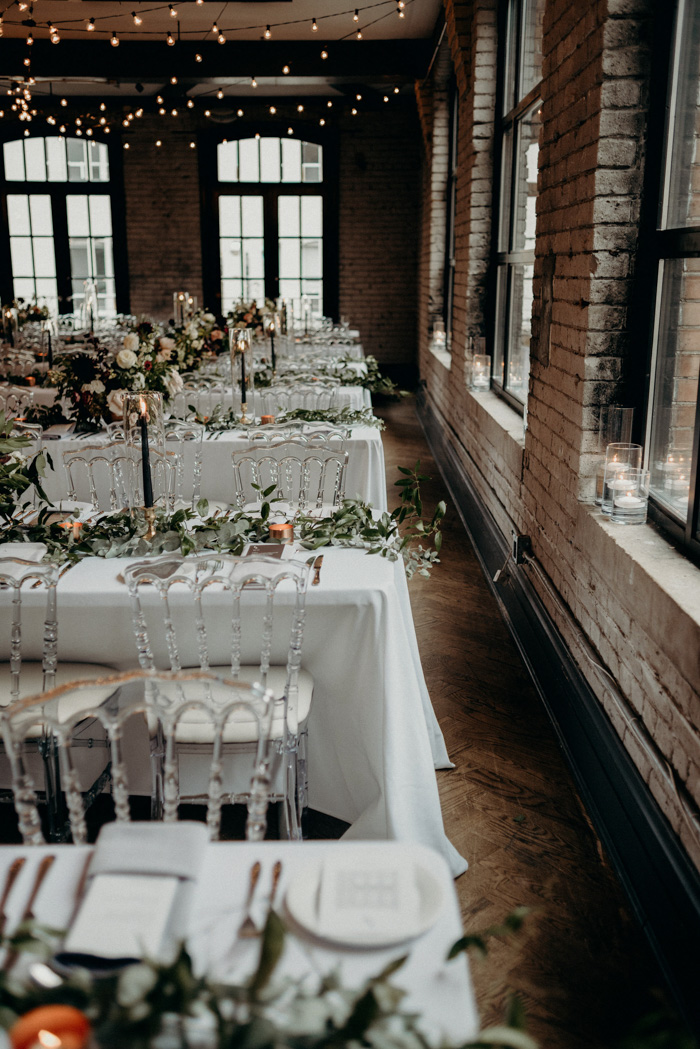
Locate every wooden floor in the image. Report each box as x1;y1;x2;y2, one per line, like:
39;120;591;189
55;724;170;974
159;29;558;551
378;400;684;1049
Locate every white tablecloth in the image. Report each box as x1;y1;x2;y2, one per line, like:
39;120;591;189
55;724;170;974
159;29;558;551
0;840;478;1042
1;383;57;408
1;548;466;876
39;425;387;511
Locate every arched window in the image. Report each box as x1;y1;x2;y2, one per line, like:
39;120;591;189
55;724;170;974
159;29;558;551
0;135;124;318
201;132;336;320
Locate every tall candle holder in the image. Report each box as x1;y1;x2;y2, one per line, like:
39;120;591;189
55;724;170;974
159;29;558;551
469;354;491;391
173;291;189;326
230;328;254;425
263;312;279;374
122;392;166;517
594;406;634;505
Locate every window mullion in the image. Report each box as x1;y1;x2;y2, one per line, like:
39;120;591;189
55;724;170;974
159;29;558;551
51;194;72;312
263;188;278;303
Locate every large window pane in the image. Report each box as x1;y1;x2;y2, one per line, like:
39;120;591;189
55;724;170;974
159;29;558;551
662;0;700;229
7;195;31;236
24;139;47;182
519;0;545;99
648;259;700;522
260;138;281;182
238;139;260;183
281;139;302;182
507;264;533;397
3;141;25;181
67;139;89;182
512;105;541;252
46;138;68;182
217;141;239;182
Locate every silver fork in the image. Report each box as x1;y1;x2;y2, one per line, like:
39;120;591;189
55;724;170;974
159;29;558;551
237;860;262;939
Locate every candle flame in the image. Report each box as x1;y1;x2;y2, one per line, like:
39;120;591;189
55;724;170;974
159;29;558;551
38;1031;62;1048
139;396;147;416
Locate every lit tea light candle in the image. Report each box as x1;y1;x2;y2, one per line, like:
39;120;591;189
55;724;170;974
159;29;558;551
58;520;82;540
25;376;36;387
269;521;293;543
260;415;275;425
10;1006;90;1049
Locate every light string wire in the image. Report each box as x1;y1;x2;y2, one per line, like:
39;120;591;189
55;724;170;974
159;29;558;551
0;0;412;38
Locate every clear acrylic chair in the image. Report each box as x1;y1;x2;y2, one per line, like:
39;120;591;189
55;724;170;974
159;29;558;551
0;669;275;844
0;558;116;835
231;439;348;516
0;387;35;418
169;380;229;420
62;442;180;513
247;426;350;447
164;419;205;511
123;554;313;839
254;383;339;416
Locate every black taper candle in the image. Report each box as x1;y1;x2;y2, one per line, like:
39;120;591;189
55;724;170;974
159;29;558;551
139;402;154;508
240;346;247;404
270;329;276;373
47;330;53;369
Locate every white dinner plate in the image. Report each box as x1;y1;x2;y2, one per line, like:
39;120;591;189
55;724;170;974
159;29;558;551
284;854;445;948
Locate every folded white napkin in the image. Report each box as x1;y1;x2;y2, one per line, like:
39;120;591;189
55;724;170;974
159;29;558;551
58;821;208;967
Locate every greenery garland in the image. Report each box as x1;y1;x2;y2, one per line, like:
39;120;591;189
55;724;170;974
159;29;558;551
191;406;385;434
0;910;536;1049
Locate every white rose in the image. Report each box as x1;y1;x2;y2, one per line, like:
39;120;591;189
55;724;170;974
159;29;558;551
186;323;198;339
122;332;139;353
106;388;126;416
81;379;105;394
131;372;146;390
203;312;216;323
191;339;202;350
116;348;138;369
163;370;184;397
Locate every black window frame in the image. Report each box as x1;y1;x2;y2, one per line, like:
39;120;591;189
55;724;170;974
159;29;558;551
199;120;339;320
443;78;459;347
0;130;129;316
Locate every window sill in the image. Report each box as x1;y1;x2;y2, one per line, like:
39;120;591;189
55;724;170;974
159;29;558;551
429;345;452;369
468;388;526;447
578;505;700;684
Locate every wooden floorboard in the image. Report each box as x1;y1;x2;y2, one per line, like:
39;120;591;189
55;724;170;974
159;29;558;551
377;398;686;1049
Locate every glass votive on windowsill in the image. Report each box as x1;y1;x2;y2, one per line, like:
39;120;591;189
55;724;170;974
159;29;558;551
594;406;634;504
601;443;643;514
610;469;649;525
469;354;491;391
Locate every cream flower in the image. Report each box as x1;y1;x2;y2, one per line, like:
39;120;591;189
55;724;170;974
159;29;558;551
82;379;105;394
116;348;138;369
203;312;216;323
122;332;139;353
106;388;126;416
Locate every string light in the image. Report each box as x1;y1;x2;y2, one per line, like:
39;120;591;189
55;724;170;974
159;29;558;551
282;65;290;74
287;126;293;135
327;100;333;107
100;101;106;110
136;108;144;117
59;124;66;133
319;118;325;126
297;104;304;112
320;49;328;59
26;31;33;45
104;127;110;133
132;11;142;25
111;31;119;46
195;52;202;62
171;107;178;115
155;140;162;146
356;93;362;100
187;98;194;108
159;106;166;114
251;76;257;88
237;108;244;116
356;29;362;39
394;86;400;94
311;17;318;31
383;95;389;102
264;25;271;38
351;107;357;115
169;5;176;15
99;116;106;124
204;108;211;116
216;89;224;99
190;141;195;148
124;142;130;149
170;76;178;84
353;9;359;20
217;30;225;43
397;2;405;17
18;2;28;11
269;105;276;114
75;128;82;136
60;97;68;107
156;95;164;103
87;17;95;31
166;31;175;45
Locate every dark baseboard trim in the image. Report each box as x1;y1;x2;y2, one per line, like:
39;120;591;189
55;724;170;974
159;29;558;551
417;393;700;1036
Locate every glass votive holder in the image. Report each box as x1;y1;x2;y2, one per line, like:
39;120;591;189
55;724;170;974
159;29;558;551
470;354;491;391
122;392;166;512
601;443;643;515
230;328;254;422
610;469;649;525
594;407;634;504
173;291;189;326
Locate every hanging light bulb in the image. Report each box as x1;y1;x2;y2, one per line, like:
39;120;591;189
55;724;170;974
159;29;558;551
169;4;176;15
189;141;195;148
351;107;357;115
170;76;177;84
397;2;405;17
356;93;362;100
195;52;202;62
76;128;82;136
287;126;293;135
217;30;225;43
61;97;68;106
171;108;178;116
394;86;400;94
217;89;224;99
99;116;106;125
166;31;174;45
124;142;130;149
282;64;290;74
297;104;304;112
75;117;81;126
383;95;389;102
159;107;166;114
187;98;194;108
327;100;333;107
320;48;328;59
353;9;359;21
87;17;95;31
311;17;318;31
132;11;142;26
100;101;106;110
136;108;143;117
237;108;244;116
155;140;162;147
269;105;276;114
18;1;28;11
356;29;362;39
26;31;33;45
319;118;325;126
156;95;164;104
111;31;119;46
251;76;257;88
104;126;110;133
264;25;271;38
204;108;211;116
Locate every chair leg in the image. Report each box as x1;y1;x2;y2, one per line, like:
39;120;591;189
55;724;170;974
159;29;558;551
280;744;303;841
150;727;165;821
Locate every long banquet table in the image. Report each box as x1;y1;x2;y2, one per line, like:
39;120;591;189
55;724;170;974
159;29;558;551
2;546;467;877
40;424;388;511
0;840;478;1043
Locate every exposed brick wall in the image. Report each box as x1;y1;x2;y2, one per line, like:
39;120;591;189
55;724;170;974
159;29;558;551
123;114;203;321
418;0;700;872
337;104;421;368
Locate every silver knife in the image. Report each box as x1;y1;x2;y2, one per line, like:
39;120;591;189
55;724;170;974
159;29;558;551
312;554;324;586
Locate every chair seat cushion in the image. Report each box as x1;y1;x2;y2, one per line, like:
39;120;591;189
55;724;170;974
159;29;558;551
173;665;314;744
0;662;119;729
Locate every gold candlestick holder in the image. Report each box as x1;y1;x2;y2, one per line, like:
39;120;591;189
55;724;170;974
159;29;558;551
240;402;252;425
143;506;157;541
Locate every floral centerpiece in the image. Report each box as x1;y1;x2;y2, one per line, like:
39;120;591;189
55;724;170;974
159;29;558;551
2;297;50;328
44;323;184;429
227;299;277;339
171;310;227;371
